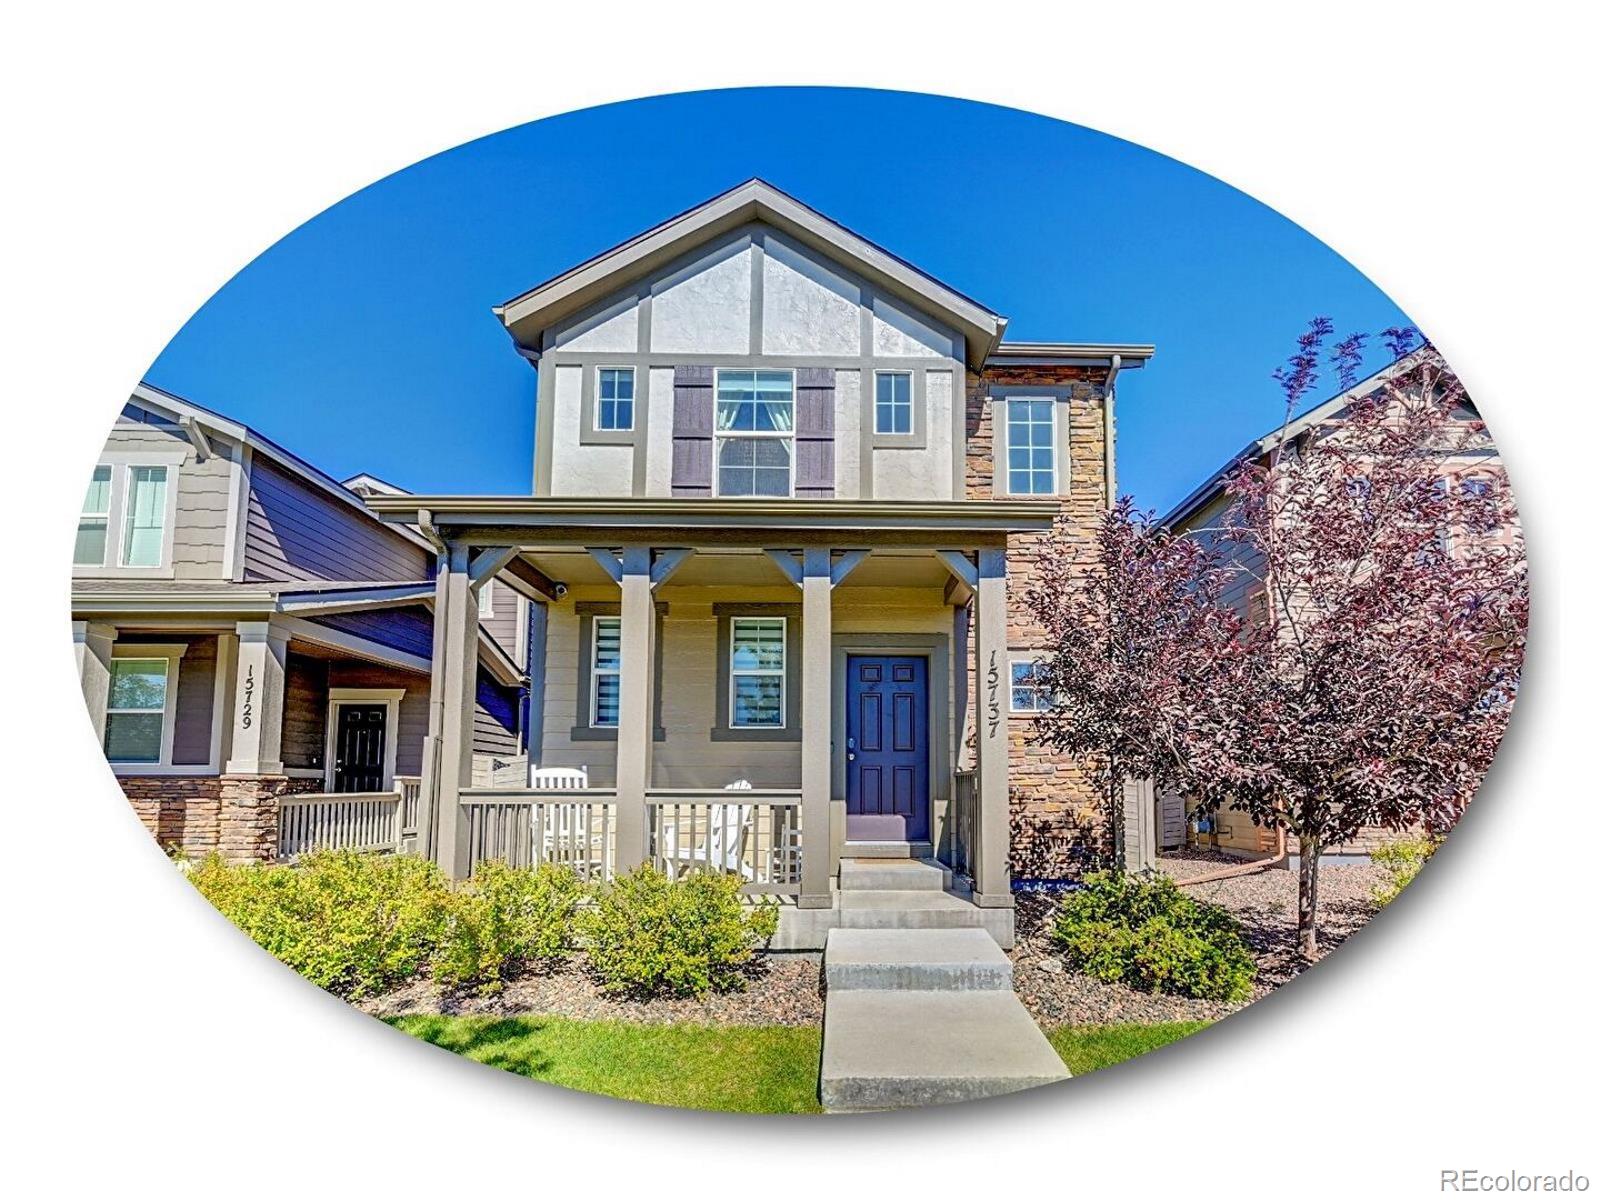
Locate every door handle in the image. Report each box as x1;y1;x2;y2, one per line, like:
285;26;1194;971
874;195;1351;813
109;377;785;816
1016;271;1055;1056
847;752;856;762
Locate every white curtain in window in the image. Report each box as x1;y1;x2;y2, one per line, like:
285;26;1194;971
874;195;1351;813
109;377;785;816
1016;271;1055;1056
121;466;168;567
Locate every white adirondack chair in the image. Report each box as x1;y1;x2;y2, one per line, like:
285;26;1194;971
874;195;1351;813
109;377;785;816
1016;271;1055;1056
657;782;756;881
528;766;595;866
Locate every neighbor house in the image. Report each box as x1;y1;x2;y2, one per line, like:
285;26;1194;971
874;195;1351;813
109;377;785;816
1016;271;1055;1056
76;180;1155;947
71;385;538;861
1154;347;1510;865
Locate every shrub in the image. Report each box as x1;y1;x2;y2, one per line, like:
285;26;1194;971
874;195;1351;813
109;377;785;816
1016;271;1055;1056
434;861;585;993
578;865;779;997
188;849;452;998
1371;836;1441;907
1052;871;1256;1002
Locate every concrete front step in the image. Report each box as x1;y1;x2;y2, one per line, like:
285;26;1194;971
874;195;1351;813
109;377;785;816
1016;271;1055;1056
839;858;953;892
824;928;1012;992
837;889;988;930
819;989;1071;1111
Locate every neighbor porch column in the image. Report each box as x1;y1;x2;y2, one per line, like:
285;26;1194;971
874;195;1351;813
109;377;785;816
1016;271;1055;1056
73;620;117;744
799;546;833;909
224;619;289;777
973;547;1013;908
422;540;478;880
614;544;655;870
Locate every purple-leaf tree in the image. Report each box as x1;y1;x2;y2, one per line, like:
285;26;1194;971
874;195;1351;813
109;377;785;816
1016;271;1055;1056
1026;321;1528;957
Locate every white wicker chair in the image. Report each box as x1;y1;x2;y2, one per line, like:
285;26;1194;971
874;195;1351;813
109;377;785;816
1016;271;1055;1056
657;781;757;881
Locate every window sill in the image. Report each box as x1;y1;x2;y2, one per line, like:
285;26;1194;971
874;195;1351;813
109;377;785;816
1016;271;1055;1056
709;726;802;743
569;726;667;743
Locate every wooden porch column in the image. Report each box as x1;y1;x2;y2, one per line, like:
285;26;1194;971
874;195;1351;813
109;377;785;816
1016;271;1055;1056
224;619;289;777
422;541;478;880
972;547;1013;908
798;546;833;909
614;544;655;870
73;620;117;744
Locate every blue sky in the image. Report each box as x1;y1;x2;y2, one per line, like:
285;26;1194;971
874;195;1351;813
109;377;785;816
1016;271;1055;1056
146;87;1414;515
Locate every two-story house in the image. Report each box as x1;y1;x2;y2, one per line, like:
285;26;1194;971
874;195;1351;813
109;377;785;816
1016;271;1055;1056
353;180;1155;947
1155;346;1511;866
71;385;535;862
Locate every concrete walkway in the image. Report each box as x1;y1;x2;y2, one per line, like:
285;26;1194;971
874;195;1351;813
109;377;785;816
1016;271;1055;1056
818;861;1069;1111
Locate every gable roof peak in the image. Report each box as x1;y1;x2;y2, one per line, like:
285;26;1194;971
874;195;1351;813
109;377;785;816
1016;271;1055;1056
496;179;1007;368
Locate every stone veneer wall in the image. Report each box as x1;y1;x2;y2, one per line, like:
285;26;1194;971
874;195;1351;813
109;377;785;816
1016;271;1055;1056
120;775;322;863
964;364;1115;879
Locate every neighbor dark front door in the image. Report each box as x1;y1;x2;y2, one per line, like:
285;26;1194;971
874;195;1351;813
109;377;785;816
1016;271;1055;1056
333;703;387;793
845;654;930;842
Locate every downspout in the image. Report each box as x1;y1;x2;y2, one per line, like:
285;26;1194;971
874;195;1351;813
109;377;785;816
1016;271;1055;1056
1103;354;1121;506
1174;826;1287;888
416;507;449;556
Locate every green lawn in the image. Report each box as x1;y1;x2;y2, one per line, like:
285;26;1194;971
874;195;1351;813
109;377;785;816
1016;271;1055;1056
1047;1020;1212;1074
389;1014;1213;1112
388;1015;826;1113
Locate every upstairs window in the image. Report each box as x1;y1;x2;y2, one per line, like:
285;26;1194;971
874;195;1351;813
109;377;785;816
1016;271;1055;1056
76;465;113;566
715;370;793;497
120;465;169;567
729;616;786;727
105;656;173;764
477;579;495;619
1006;400;1057;495
875;371;912;434
590;617;622;727
596;367;635;431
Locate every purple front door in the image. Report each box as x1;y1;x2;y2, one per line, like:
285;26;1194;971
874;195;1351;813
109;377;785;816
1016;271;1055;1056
845;654;930;842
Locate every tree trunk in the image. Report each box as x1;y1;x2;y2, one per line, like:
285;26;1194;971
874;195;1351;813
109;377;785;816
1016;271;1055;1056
1297;834;1322;959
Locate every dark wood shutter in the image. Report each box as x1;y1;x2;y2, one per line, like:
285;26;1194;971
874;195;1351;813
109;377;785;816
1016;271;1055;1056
671;365;714;497
794;367;836;499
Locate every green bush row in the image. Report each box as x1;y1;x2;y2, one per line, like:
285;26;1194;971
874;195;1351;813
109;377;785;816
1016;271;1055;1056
1052;871;1257;1002
187;852;778;1000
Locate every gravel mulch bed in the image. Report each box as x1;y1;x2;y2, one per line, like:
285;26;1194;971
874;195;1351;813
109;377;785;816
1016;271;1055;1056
359;951;824;1027
1011;860;1385;1026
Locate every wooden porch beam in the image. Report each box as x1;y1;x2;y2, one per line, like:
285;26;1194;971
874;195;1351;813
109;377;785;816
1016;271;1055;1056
763;548;802;588
830;548;871;588
650;547;695;588
935;549;978;589
498;555;563;603
586;546;623;584
468;546;520;593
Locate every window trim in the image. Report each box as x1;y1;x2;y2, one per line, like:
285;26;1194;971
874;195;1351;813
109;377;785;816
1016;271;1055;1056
712;367;796;499
991;388;1071;499
594;365;636;433
872;369;915;436
75;464;114;567
72;451;185;579
570;601;666;742
477;578;495;619
728;615;788;730
711;603;802;742
105;644;186;770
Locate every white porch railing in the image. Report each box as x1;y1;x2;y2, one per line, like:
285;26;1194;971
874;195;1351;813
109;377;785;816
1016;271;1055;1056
460;788;618;882
276;776;422;861
646;789;802;896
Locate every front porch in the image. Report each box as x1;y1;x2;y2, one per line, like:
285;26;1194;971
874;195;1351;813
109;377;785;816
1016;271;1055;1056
373;498;1058;947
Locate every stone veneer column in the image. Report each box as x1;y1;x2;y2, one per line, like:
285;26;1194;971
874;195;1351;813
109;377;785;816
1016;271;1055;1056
614;544;655;871
798;547;833;909
972;547;1013;908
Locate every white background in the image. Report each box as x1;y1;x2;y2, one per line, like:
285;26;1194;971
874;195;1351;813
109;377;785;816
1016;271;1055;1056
2;3;1593;1195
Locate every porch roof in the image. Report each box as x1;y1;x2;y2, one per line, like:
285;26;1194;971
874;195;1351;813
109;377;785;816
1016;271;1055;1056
365;496;1062;541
